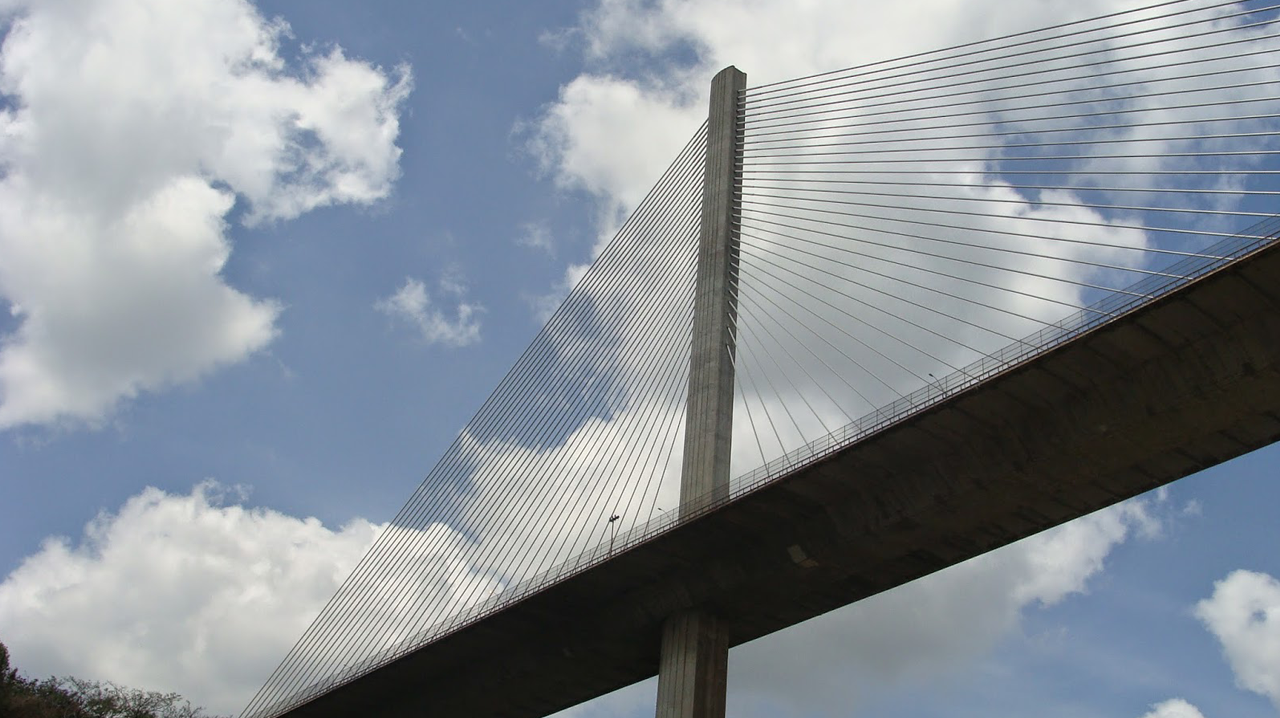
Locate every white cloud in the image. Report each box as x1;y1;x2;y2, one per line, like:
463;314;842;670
1195;569;1280;709
524;73;700;224
376;275;483;348
0;0;411;429
1139;698;1207;718
0;482;382;716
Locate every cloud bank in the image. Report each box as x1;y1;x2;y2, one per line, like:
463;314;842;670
0;0;411;429
0;483;381;716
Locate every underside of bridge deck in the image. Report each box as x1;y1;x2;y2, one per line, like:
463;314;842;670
280;240;1280;718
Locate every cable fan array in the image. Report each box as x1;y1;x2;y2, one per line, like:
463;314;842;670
243;0;1280;715
241;125;708;718
727;0;1280;479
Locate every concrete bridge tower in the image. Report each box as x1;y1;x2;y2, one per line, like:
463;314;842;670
657;64;746;718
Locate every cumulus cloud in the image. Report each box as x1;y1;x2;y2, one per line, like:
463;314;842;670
1195;569;1280;709
0;482;382;716
1139;699;1207;718
525;74;700;225
0;0;411;429
375;275;483;348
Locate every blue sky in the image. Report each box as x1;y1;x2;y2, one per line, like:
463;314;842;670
0;1;1277;717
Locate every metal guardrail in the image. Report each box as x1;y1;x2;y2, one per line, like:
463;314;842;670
261;216;1280;717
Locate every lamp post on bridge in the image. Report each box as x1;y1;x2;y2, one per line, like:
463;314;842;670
656;64;746;718
608;513;621;554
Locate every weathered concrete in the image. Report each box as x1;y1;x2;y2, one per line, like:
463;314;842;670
679;65;746;507
655;611;728;718
659;64;745;718
273;240;1280;718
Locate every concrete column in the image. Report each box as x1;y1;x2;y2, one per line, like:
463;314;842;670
656;611;729;718
657;65;745;718
679;65;747;510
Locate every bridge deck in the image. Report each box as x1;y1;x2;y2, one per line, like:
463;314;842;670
281;240;1280;718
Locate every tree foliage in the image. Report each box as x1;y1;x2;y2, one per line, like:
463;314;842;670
0;640;229;718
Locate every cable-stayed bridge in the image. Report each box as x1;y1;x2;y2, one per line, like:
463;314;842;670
242;2;1280;716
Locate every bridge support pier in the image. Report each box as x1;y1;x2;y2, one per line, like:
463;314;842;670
656;611;729;718
659;65;745;718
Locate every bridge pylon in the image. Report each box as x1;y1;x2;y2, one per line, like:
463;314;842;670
658;64;745;718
